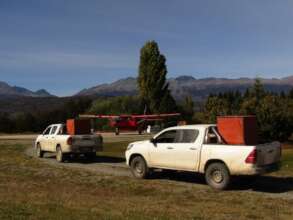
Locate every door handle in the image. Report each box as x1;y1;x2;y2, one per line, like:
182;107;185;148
189;147;197;150
167;146;174;150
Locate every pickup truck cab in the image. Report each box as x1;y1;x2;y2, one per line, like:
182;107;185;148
125;124;281;190
35;124;103;162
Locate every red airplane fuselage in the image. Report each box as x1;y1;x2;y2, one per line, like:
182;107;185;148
79;113;180;135
109;116;139;130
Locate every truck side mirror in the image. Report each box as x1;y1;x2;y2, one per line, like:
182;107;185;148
150;138;157;145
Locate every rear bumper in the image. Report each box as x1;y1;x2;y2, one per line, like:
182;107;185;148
68;145;103;153
252;162;281;175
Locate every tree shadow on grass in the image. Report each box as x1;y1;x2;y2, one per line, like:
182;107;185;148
150;170;293;193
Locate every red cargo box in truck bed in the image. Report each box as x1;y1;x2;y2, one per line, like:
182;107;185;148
66;119;91;135
217;116;258;145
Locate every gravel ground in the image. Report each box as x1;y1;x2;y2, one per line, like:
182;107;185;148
26;147;132;177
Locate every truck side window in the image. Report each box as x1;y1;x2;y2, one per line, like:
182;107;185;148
50;126;58;135
43;127;51;135
175;129;199;143
155;130;176;143
205;127;222;144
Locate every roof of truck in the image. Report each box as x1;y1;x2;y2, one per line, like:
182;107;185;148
167;124;216;130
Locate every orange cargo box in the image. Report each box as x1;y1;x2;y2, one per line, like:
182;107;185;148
217;116;258;145
66;119;91;135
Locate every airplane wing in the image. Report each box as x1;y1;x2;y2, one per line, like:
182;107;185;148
79;114;120;119
79;113;180;119
131;113;181;119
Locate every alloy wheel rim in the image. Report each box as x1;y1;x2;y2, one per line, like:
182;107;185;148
57;149;62;161
134;161;143;174
212;170;223;183
37;147;40;156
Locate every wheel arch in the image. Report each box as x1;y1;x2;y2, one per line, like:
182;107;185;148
56;143;61;150
204;159;230;174
129;153;147;166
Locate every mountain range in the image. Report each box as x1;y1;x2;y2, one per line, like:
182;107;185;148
0;81;53;98
1;75;293;101
76;75;293;100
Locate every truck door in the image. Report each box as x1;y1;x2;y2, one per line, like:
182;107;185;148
149;129;177;168
41;126;52;151
172;129;201;171
47;125;58;151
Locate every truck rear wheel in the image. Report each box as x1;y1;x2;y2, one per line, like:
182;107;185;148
56;146;65;162
36;143;44;158
130;156;149;179
85;152;96;160
205;162;230;190
115;128;119;135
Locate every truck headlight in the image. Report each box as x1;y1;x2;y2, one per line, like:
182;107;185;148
127;144;134;151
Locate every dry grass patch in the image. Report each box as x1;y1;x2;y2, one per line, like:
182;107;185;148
0;140;293;219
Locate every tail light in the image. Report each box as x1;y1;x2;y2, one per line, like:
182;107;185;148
67;137;73;145
245;149;257;164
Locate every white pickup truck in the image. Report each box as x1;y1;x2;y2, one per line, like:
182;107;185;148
35;124;103;162
125;124;281;190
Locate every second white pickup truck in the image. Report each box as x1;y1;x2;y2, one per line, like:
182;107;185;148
35;124;103;162
125;124;281;190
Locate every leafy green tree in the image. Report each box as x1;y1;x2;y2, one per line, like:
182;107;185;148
204;96;230;123
89;96;142;115
0;113;13;133
249;78;266;101
179;96;194;123
289;88;293;99
256;95;293;141
137;40;176;113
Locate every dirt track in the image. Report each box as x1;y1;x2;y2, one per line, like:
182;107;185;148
23;132;153;177
26;147;132;177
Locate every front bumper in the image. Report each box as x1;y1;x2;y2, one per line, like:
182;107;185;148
125;150;131;166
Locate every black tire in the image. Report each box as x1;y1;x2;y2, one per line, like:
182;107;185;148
138;128;142;135
130;156;149;179
85;152;96;160
115;127;119;135
36;143;44;158
205;162;230;190
56;146;65;162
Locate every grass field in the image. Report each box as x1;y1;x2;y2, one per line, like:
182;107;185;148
0;138;293;219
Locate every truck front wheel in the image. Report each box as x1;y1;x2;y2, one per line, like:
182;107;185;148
56;146;66;162
205;162;230;190
130;156;149;179
36;143;44;158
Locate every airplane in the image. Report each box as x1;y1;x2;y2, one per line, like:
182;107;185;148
79;113;180;135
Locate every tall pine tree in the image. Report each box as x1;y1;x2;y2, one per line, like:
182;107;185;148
138;41;176;113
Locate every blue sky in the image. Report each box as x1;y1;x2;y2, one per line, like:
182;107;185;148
1;0;293;96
